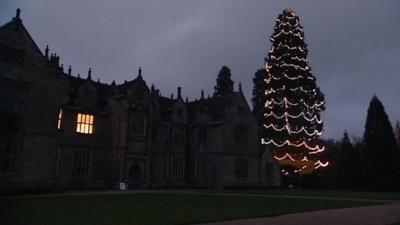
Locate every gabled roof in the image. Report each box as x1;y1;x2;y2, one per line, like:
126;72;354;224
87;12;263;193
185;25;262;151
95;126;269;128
0;9;44;58
117;73;150;97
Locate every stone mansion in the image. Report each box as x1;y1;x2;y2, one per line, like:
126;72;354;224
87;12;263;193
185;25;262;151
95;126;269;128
0;9;280;190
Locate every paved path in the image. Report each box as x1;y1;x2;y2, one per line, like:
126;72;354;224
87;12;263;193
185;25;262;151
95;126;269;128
196;203;400;225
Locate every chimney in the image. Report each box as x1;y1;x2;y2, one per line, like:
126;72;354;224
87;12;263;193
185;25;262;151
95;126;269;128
87;68;92;80
201;89;204;99
137;66;142;80
13;8;22;23
16;8;21;19
45;45;49;59
177;87;182;99
68;65;71;76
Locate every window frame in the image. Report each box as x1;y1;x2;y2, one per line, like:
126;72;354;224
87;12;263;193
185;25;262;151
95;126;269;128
195;157;207;177
166;155;185;179
57;109;63;130
170;123;185;144
0;139;21;174
72;148;92;177
130;112;147;137
76;113;95;135
234;158;249;179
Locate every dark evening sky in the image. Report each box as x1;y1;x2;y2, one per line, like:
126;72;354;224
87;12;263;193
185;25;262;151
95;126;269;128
1;0;399;139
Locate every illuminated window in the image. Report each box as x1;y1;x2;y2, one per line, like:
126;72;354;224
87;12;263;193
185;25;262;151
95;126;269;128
57;109;63;130
76;113;94;134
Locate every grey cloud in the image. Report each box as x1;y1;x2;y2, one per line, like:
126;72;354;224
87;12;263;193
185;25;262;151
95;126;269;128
1;0;399;138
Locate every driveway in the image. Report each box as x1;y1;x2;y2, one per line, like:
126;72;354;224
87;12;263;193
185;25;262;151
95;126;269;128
196;203;400;225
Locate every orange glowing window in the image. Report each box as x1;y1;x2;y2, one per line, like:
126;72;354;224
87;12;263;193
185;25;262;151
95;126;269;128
76;113;94;134
57;109;63;130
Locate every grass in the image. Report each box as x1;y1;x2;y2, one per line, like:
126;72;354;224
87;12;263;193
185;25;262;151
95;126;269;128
0;192;383;225
208;188;400;201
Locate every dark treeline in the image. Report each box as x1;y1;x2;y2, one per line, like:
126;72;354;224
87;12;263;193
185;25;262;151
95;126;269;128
252;66;400;191
300;96;400;191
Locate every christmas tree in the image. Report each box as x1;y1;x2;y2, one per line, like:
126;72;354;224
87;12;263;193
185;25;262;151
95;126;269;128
262;9;326;175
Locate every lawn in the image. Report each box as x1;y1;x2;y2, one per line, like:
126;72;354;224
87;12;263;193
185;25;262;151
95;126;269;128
210;189;400;201
0;192;382;225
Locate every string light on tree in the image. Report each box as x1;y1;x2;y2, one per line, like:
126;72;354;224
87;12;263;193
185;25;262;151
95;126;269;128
261;9;327;175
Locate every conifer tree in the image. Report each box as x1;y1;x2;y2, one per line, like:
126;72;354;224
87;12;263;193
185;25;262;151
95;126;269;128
214;65;234;97
363;96;399;189
395;121;400;145
338;131;361;187
262;9;326;175
252;68;267;124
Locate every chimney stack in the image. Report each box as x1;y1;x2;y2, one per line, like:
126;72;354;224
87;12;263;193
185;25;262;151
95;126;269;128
87;68;92;80
16;8;21;19
137;66;142;80
177;87;182;99
45;45;49;59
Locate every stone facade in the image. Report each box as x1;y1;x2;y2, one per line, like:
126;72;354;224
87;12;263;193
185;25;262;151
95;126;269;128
0;10;280;190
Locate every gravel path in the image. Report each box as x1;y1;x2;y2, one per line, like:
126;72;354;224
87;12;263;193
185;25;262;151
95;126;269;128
196;203;400;225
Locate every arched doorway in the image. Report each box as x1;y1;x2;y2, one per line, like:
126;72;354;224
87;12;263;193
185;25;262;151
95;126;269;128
128;163;142;188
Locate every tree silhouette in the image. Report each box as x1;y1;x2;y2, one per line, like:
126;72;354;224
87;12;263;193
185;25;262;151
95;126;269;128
252;68;267;125
363;96;399;189
338;131;362;188
214;65;234;97
395;121;400;146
